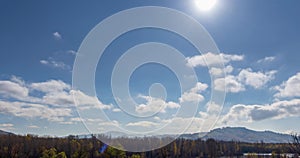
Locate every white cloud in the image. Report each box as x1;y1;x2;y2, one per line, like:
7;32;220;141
257;56;276;63
198;102;223;132
190;82;209;93
0;80;29;99
53;32;62;40
206;102;222;114
214;68;276;93
125;103;222;134
30;80;70;94
186;52;244;67
214;75;245;93
10;75;25;85
70;117;82;122
97;120;120;132
222;99;300;124
179;82;208;103
154;116;161;120
0;123;14;127
126;121;158;128
40;58;70;70
84;118;103;123
221;53;244;62
0;100;72;122
112;108;122;112
222;104;254;124
59;121;73;125
124;117;207;134
29;80;73;107
274;72;300;98
135;95;180;114
133;82;208;117
160;117;206;134
0;123;14;130
27;125;39;129
42;91;74;106
209;65;233;77
29;80;112;109
0;77;113;122
238;68;277;89
72;90;112;110
66;50;77;55
98;120;120;129
179;93;205;103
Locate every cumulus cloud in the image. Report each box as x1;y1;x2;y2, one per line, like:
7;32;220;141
135;95;180;114
214;75;245;93
222;99;300;124
53;32;62;40
135;82;208;114
0;100;72;122
274;72;300;98
0;77;112;122
186;52;244;67
214;69;276;93
72;90;112;110
209;65;233;77
238;68;277;89
30;80;70;94
179;82;208;103
197;101;224;132
0;80;29;99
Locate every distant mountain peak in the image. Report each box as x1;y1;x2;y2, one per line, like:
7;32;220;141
201;127;293;143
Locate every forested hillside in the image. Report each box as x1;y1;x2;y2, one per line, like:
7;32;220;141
0;133;297;158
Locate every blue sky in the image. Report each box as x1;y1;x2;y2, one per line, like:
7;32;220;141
0;0;300;136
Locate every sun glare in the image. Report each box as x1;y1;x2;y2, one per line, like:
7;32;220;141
195;0;217;11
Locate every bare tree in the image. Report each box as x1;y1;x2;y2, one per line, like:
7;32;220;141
289;133;300;154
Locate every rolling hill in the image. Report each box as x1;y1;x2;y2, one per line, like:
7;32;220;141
200;127;293;143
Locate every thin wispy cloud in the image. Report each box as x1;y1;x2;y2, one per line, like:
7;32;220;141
66;50;77;55
40;58;71;70
27;125;39;129
257;56;276;63
0;123;14;130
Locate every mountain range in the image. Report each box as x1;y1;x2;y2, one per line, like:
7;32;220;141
181;127;293;143
103;127;294;143
0;127;294;143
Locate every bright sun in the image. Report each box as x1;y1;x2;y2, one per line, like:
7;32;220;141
195;0;217;11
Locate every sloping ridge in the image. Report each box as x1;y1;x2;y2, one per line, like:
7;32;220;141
0;130;13;135
202;127;293;143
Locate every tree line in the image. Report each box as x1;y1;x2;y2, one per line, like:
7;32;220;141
0;133;299;158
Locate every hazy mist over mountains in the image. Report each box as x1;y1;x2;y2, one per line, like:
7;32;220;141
2;127;293;143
